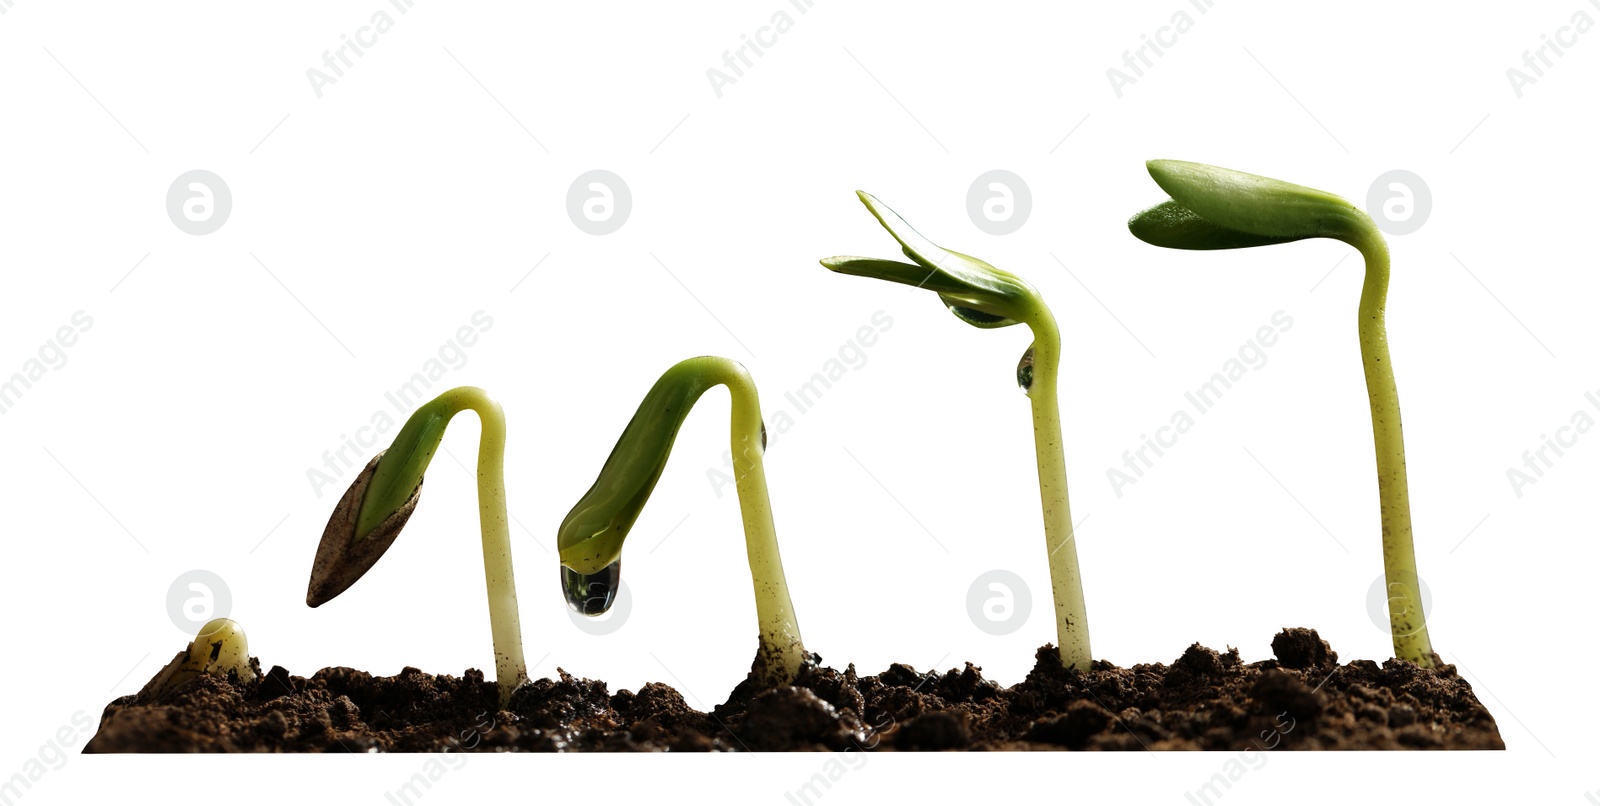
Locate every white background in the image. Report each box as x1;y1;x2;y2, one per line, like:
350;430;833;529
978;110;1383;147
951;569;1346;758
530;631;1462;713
1;0;1595;802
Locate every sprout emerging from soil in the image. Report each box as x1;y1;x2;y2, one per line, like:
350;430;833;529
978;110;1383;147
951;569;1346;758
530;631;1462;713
307;386;530;704
1128;159;1435;666
140;618;255;700
820;191;1091;670
558;356;807;686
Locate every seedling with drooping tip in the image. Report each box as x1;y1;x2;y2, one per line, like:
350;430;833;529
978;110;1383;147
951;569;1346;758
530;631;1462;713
557;356;808;687
307;385;530;704
1128;159;1435;666
140;617;256;700
820;191;1091;670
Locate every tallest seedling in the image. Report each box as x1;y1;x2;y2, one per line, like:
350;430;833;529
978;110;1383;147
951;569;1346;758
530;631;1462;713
821;192;1090;669
1128;160;1434;666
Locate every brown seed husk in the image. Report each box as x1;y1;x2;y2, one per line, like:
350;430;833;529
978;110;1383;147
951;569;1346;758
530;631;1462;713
306;451;421;607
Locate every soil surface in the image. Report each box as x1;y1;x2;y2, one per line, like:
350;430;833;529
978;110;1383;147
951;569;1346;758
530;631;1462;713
85;628;1503;752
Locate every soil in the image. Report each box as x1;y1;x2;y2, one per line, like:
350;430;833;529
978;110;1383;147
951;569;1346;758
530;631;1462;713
84;628;1503;752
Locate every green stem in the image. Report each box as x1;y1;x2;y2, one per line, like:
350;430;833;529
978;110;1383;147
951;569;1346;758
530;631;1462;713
695;358;808;684
557;358;807;686
365;386;530;703
1349;230;1434;667
1022;306;1091;669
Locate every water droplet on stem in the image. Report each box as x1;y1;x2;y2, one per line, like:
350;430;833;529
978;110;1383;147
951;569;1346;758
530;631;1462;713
1017;344;1035;395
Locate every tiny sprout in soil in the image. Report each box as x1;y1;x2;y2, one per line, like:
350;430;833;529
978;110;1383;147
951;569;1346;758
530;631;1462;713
141;618;255;701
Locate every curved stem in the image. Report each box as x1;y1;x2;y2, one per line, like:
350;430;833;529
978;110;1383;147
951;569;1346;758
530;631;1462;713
696;359;807;684
557;358;807;686
1350;233;1434;666
370;387;530;703
1022;307;1091;669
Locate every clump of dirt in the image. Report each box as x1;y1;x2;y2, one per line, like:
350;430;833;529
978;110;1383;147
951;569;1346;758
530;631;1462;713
84;629;1503;752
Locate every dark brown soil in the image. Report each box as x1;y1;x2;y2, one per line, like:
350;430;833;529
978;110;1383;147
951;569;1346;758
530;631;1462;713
84;628;1503;752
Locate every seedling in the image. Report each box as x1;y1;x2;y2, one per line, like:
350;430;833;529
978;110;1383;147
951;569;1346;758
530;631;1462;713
307;386;530;704
1128;159;1434;666
557;356;807;686
141;618;255;700
820;191;1091;670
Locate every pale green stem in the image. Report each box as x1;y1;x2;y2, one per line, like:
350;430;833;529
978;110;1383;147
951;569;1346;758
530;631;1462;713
1348;232;1434;667
374;387;530;704
1021;306;1091;670
697;358;808;684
